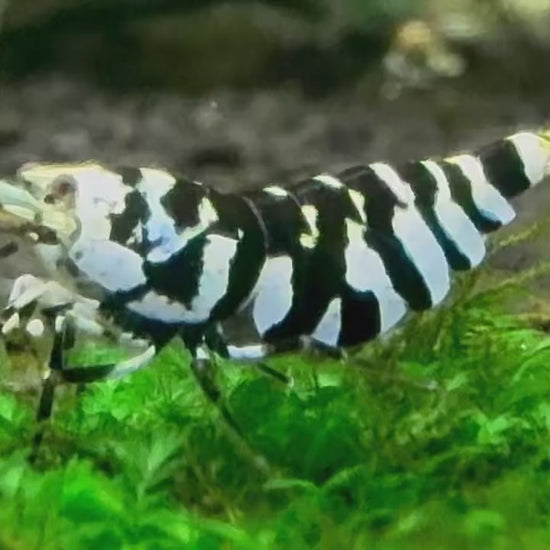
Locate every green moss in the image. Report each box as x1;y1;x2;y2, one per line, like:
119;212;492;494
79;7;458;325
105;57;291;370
3;264;550;548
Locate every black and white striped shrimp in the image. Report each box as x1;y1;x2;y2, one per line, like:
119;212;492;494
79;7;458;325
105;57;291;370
0;129;549;449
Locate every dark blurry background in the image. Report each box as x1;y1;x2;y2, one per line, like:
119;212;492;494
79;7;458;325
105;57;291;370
1;0;550;184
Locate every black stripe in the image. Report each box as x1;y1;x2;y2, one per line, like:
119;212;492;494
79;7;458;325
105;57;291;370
244;186;311;340
139;180;214;309
252;176;387;348
285;178;350;336
161;179;206;231
244;188;310;255
101;300;180;348
338;165;432;310
213;186;308;348
478;139;531;198
339;287;380;347
247;179;352;343
208;192;267;321
116;166;143;188
399;161;471;270
439;161;502;233
143;235;206;309
109;190;149;252
101;283;150;308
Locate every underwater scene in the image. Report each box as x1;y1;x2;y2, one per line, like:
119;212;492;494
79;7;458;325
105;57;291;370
2;1;550;548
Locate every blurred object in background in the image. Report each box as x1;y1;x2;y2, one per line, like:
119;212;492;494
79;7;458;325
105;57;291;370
503;0;550;45
429;0;550;53
1;0;550;96
0;0;328;93
381;19;465;99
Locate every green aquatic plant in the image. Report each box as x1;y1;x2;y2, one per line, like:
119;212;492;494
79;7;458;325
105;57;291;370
2;251;550;548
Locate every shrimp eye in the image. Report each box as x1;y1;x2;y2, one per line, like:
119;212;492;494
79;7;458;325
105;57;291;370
44;176;76;205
